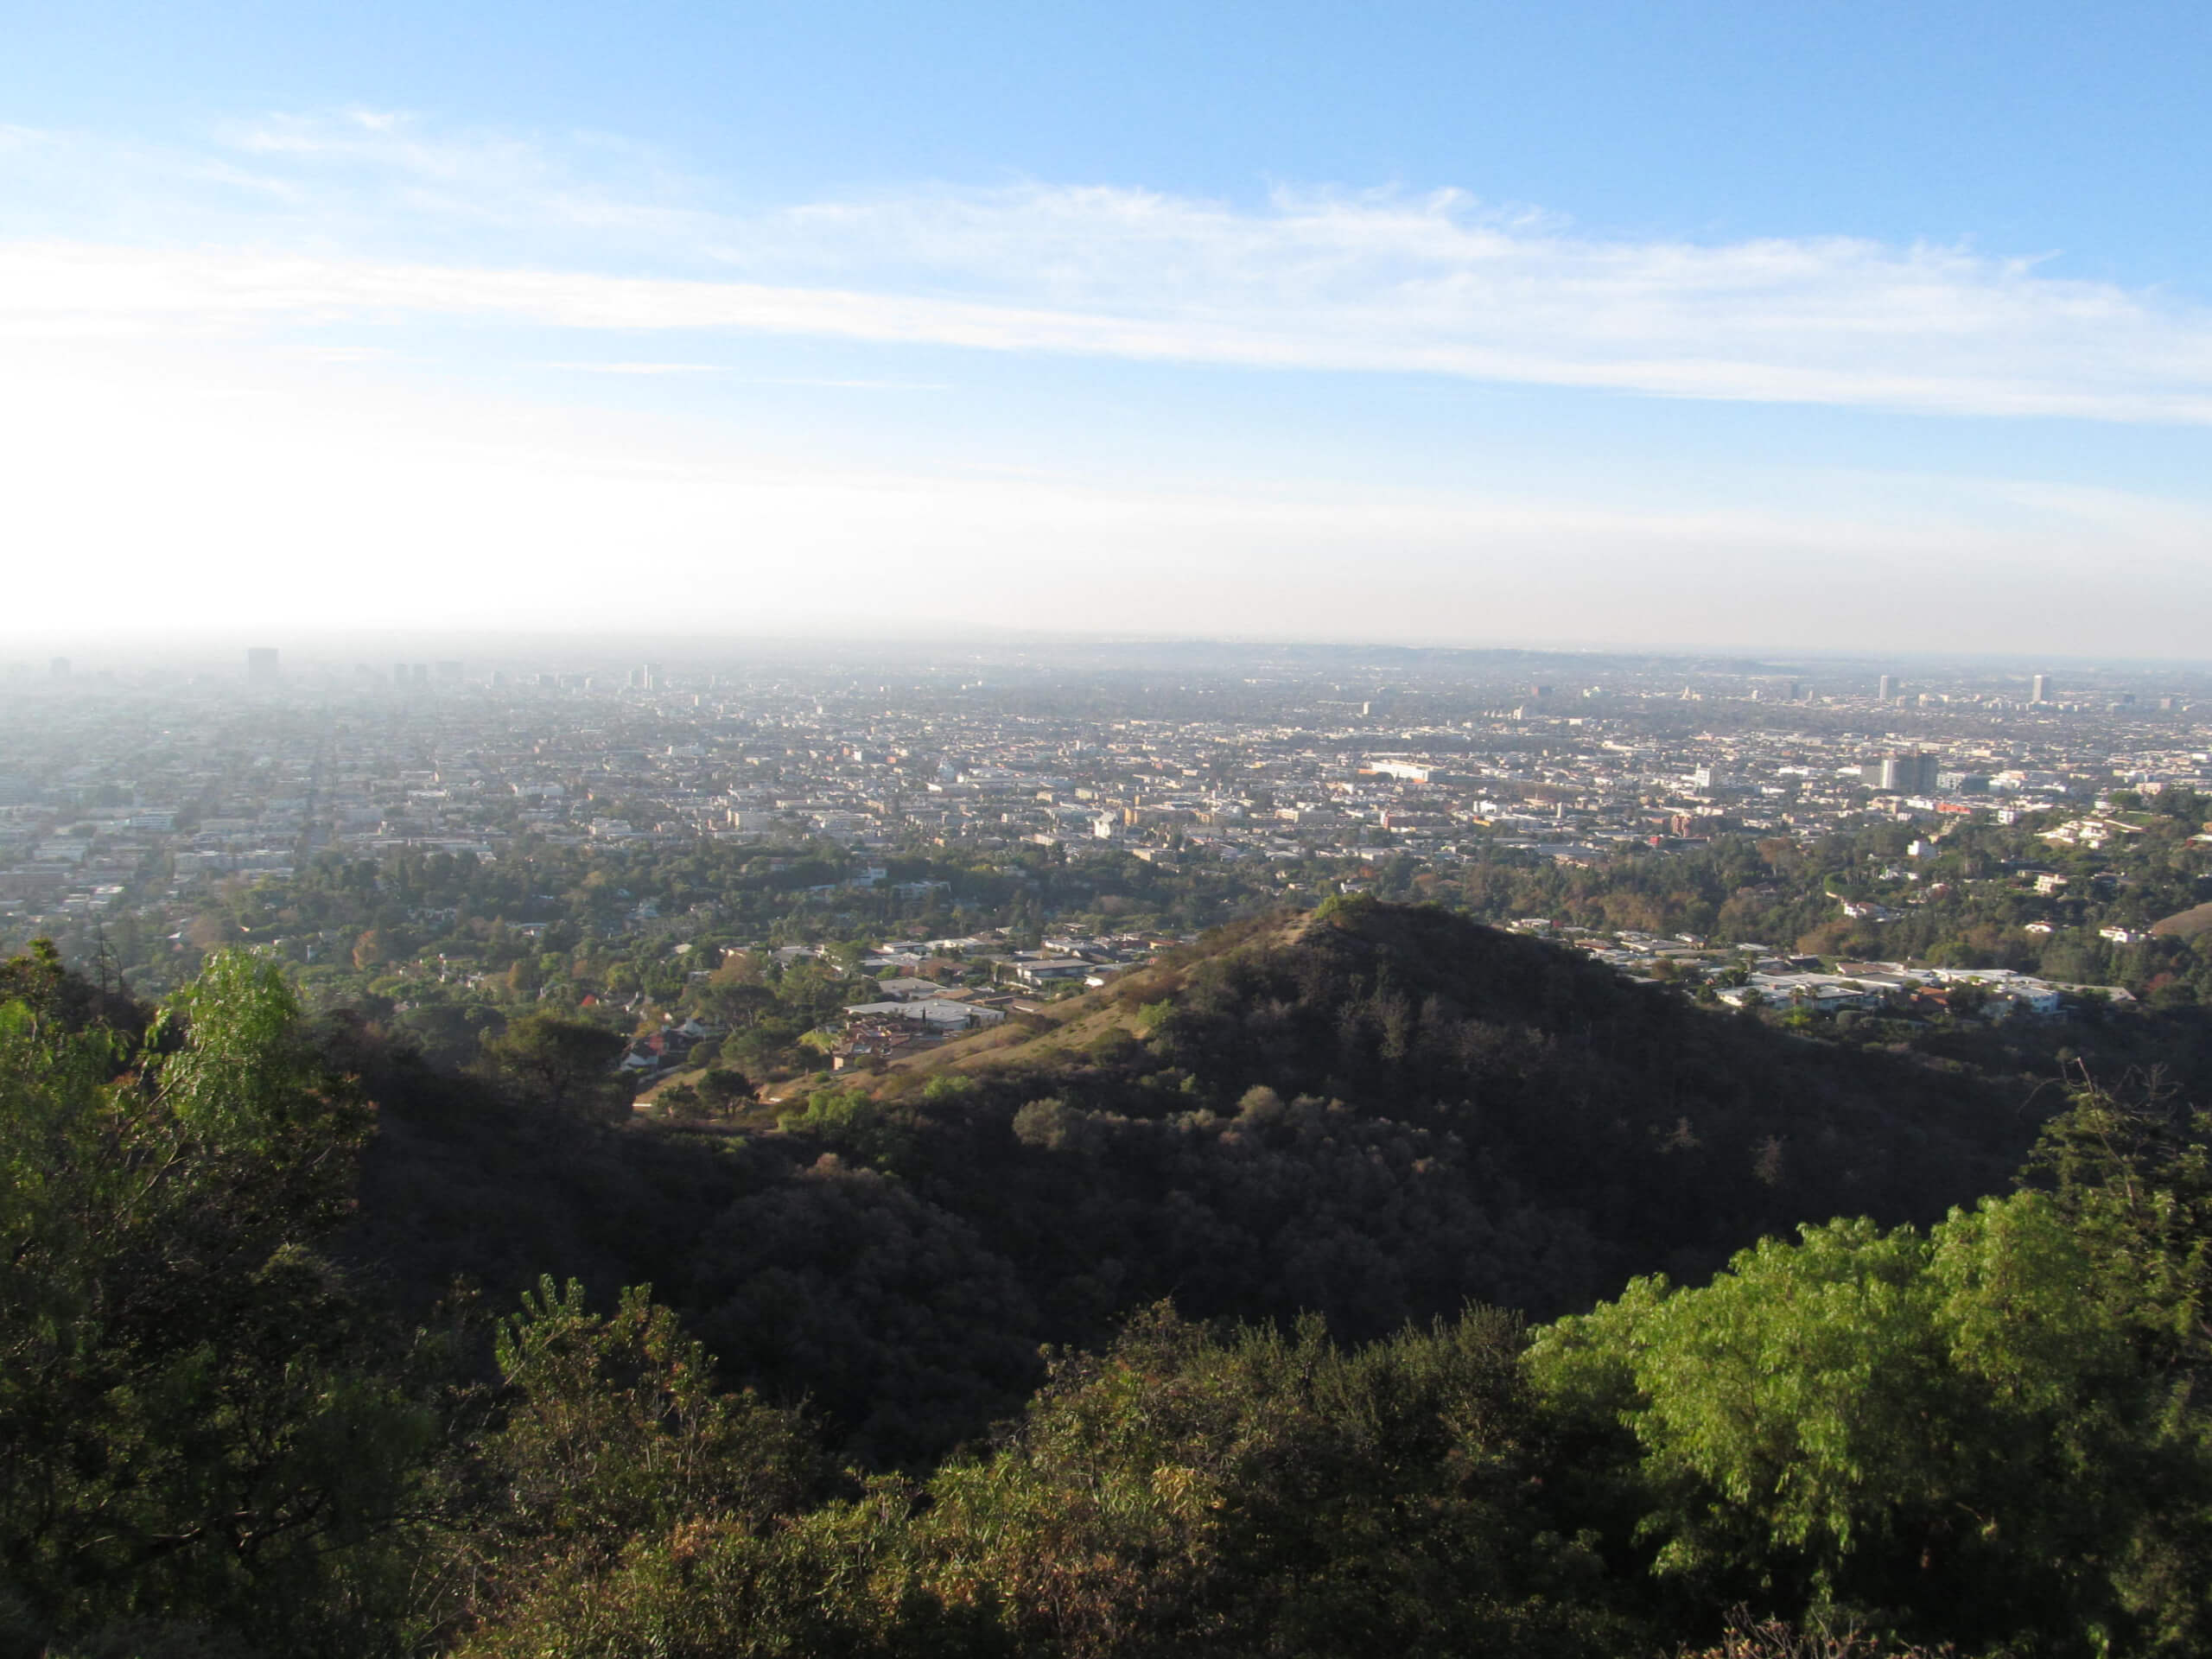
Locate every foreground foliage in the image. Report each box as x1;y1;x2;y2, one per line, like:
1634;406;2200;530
5;933;2212;1656
0;943;453;1656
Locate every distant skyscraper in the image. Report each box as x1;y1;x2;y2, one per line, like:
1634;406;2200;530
2031;674;2050;703
412;664;430;686
1785;681;1801;701
245;646;278;685
1862;752;1940;793
435;660;463;683
1877;675;1897;701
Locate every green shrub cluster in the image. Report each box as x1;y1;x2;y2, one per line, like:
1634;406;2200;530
8;934;2212;1656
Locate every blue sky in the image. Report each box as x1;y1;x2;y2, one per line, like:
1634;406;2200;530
5;1;2210;653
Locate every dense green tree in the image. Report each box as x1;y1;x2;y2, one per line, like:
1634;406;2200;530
1529;1152;2212;1654
480;1013;628;1121
450;1279;817;1636
900;1304;1627;1658
0;949;445;1656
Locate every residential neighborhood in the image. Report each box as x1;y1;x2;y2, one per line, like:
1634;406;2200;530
3;645;2202;1043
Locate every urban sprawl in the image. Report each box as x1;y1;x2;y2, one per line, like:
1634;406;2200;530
5;645;2207;1084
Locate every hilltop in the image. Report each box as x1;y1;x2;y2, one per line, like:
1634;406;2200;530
871;896;2033;1275
337;899;2044;1466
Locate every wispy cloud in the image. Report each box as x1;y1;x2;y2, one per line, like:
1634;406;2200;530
538;362;942;387
543;360;725;375
7;113;2212;423
210;109;722;241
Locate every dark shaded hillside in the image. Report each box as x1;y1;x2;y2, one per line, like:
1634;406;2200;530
1133;900;2032;1268
320;1014;747;1313
335;901;2044;1465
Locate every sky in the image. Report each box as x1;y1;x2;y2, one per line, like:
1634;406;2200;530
4;0;2211;657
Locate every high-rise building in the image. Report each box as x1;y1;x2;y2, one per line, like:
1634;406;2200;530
2031;674;2050;704
245;646;279;685
1877;675;1897;701
1861;752;1940;793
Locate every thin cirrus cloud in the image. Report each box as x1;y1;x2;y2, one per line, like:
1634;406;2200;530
538;361;947;388
4;111;2212;423
540;360;724;374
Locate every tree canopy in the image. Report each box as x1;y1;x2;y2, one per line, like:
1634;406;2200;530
7;921;2212;1656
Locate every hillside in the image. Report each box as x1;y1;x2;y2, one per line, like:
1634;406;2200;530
885;908;1319;1074
340;899;2042;1466
15;932;2210;1659
893;897;2038;1239
2151;899;2212;940
862;897;2033;1301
